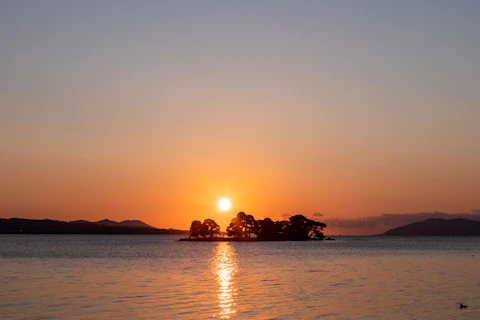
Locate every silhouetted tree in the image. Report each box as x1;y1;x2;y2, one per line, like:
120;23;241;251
287;215;326;240
226;217;243;238
199;219;220;238
274;220;289;239
236;212;247;237
310;220;326;239
227;212;259;238
313;228;325;239
245;214;258;238
189;220;202;238
258;218;275;239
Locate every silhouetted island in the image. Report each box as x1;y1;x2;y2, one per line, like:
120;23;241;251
382;218;480;236
0;218;189;235
181;212;327;241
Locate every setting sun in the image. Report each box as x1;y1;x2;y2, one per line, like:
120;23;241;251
218;198;232;211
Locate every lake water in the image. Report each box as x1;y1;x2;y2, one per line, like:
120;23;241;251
0;235;479;319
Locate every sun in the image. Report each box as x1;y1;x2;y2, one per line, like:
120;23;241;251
218;198;232;211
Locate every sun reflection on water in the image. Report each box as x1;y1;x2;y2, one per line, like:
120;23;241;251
211;242;238;318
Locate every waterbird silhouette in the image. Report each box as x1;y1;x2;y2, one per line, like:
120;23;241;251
460;303;468;309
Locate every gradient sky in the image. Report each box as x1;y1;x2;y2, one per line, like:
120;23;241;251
1;1;480;234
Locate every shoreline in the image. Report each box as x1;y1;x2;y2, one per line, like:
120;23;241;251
179;237;335;242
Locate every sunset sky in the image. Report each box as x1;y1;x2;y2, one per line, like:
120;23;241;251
1;1;480;234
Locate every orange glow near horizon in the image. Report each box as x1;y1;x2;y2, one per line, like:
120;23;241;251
1;1;480;237
1;155;479;236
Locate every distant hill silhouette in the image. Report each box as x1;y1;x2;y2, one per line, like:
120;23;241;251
383;218;480;236
71;219;155;228
0;218;188;235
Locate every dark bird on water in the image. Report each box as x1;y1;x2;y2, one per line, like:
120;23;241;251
460;304;468;309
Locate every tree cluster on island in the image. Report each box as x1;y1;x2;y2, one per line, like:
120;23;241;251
188;212;326;241
188;219;221;238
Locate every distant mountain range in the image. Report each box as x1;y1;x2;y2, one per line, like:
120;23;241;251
0;218;189;235
70;219;155;229
383;218;480;236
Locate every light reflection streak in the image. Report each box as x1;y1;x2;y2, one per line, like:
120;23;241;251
211;242;238;318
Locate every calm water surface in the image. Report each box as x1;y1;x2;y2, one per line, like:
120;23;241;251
1;235;479;319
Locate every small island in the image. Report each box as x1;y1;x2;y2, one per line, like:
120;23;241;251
181;212;327;241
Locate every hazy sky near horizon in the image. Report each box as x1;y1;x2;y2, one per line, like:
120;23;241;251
1;1;480;234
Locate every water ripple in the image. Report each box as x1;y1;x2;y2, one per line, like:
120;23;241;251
0;235;479;319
